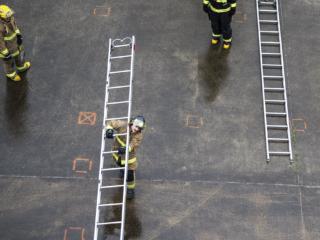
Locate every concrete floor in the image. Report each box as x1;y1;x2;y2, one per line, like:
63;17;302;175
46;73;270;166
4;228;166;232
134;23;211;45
0;0;319;239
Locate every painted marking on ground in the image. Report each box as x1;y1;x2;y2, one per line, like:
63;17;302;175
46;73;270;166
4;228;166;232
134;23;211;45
78;112;97;125
292;118;307;133
64;227;85;240
186;114;203;128
72;158;93;174
93;6;111;16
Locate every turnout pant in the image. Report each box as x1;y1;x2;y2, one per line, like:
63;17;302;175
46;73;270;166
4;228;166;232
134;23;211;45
2;52;27;78
114;156;136;190
209;12;232;43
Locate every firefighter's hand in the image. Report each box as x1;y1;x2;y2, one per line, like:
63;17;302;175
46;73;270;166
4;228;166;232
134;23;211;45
203;4;209;14
117;146;126;154
17;34;23;46
3;53;11;61
230;8;236;16
105;129;114;139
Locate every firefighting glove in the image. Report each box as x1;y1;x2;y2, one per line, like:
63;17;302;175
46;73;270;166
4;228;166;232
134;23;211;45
203;4;209;14
118;146;126;154
17;34;23;46
230;8;236;16
3;53;11;61
105;129;114;139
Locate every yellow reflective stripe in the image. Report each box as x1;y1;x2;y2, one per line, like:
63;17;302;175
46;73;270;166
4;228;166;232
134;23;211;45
203;0;209;4
208;4;231;13
4;32;17;41
112;153;120;160
128;145;133;152
6;71;17;78
120;157;136;165
116;136;126;147
216;0;227;2
231;3;237;8
127;182;136;189
15;29;21;34
212;33;221;37
11;50;19;57
223;38;232;42
0;48;9;55
16;62;29;71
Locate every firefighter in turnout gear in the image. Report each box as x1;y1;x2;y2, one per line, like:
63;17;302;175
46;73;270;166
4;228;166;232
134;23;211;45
104;116;145;199
203;0;237;49
0;5;31;81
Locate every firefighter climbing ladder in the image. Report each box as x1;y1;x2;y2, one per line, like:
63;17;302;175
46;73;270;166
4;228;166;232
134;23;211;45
256;0;293;163
94;36;135;240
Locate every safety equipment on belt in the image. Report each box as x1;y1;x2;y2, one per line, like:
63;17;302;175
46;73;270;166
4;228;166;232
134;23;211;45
130;115;146;130
17;34;22;46
105;128;114;139
118;146;126;154
0;5;14;20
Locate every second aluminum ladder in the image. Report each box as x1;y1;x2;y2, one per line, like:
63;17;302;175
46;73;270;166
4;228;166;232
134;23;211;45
256;0;293;163
94;36;136;240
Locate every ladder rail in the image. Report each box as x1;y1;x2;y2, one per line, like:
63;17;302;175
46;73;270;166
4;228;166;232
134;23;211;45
275;0;293;160
119;35;135;240
256;0;270;159
93;38;112;240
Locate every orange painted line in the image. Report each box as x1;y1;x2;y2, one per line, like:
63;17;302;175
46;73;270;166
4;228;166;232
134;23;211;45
81;228;85;240
88;160;93;171
75;170;87;174
72;159;77;171
63;229;68;240
78;112;97;125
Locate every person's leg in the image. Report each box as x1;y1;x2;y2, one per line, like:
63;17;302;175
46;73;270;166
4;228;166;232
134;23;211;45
221;12;232;49
127;169;135;199
3;58;21;81
210;12;222;45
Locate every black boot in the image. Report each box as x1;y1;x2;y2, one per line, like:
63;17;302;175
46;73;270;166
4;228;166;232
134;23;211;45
127;189;135;199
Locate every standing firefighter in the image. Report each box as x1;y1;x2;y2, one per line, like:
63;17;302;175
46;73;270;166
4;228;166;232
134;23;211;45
104;116;145;199
203;0;237;49
0;5;30;81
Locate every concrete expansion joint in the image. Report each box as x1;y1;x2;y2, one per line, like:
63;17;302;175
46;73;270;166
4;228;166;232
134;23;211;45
0;174;98;181
146;178;320;189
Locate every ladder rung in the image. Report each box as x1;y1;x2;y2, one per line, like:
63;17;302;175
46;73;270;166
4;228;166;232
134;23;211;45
263;64;282;68
269;151;291;156
259;9;277;13
101;185;124;189
260;31;279;35
266;112;286;117
99;203;123;207
264;87;284;92
103;150;118;154
105;116;129;121
106;100;129;105
259;20;277;24
264;75;283;80
112;43;130;48
101;167;125;172
262;52;281;56
110;54;132;59
267;124;288;129
108;85;130;90
265;99;285;104
97;221;122;226
268;138;289;142
261;41;280;46
109;70;131;74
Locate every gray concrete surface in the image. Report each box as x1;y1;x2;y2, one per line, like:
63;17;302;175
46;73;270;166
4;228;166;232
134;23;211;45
0;0;319;239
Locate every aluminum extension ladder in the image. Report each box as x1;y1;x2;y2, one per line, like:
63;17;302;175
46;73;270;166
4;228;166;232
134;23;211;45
94;36;136;240
256;0;293;163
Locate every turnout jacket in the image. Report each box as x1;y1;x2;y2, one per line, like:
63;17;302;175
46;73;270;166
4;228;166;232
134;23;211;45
106;120;143;170
203;0;237;13
0;17;20;58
